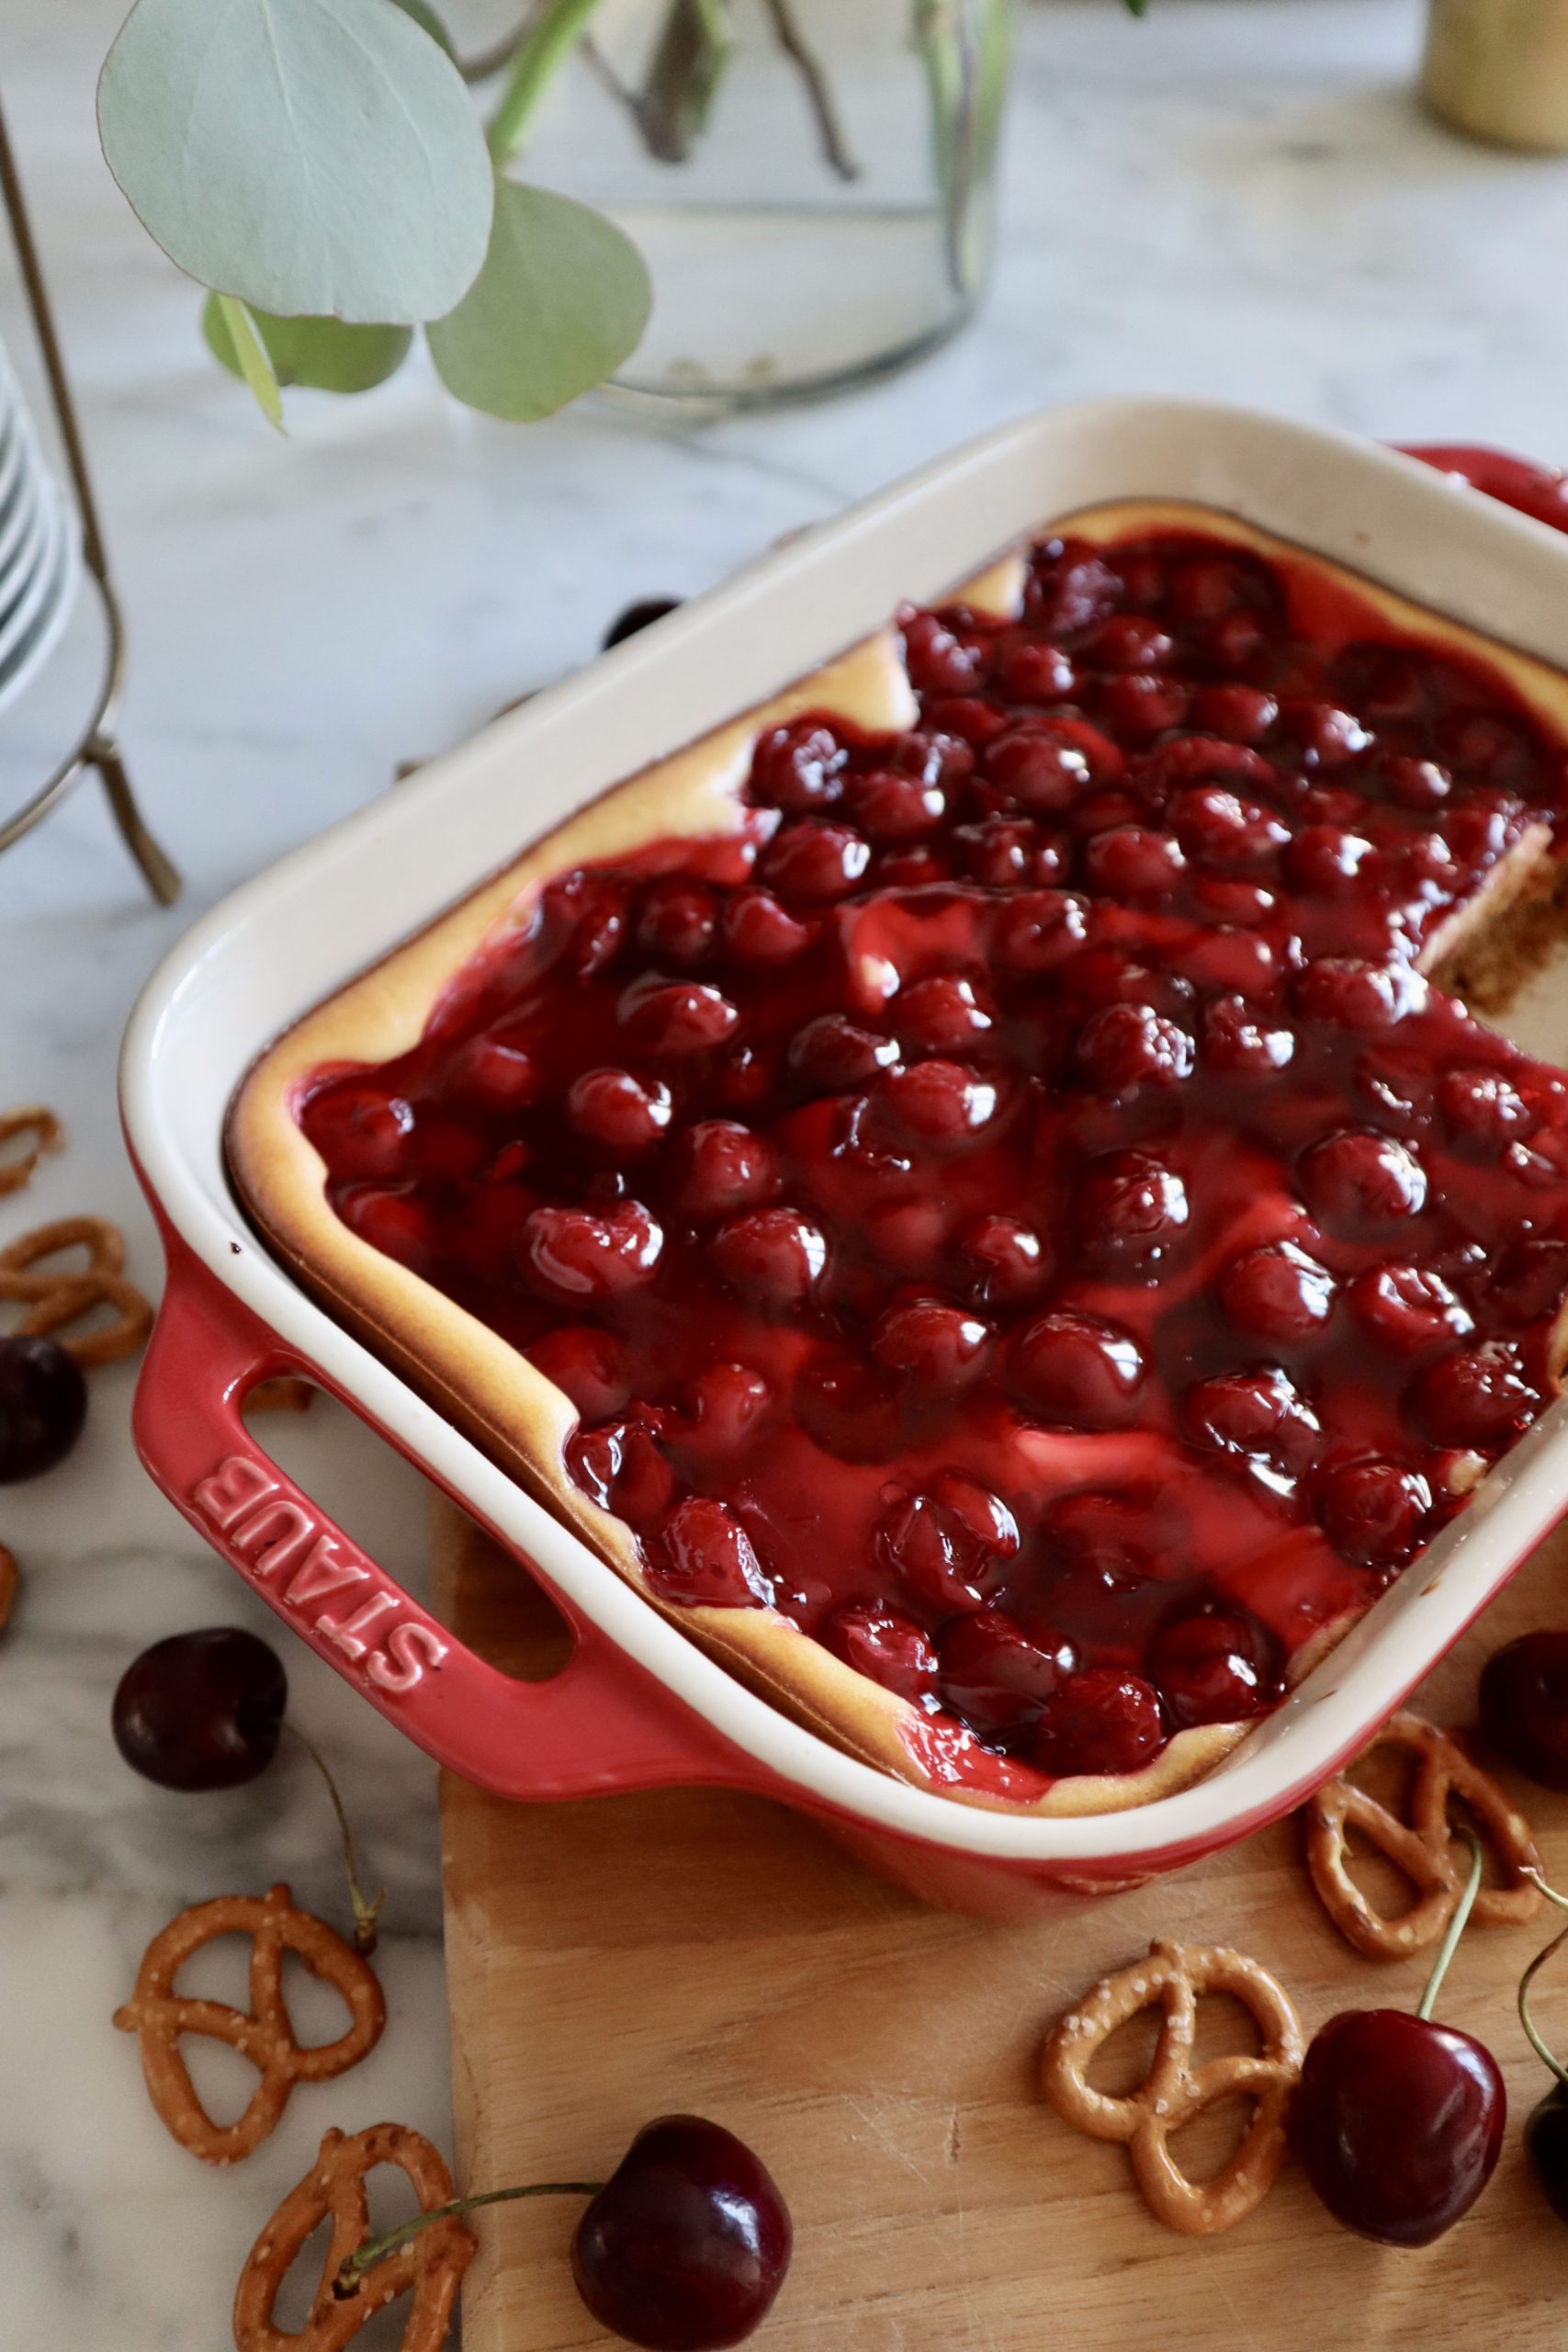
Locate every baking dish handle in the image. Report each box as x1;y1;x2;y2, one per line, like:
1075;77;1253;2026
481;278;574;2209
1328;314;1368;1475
131;1228;746;1802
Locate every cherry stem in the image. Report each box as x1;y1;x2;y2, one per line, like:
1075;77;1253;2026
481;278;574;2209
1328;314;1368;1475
283;1723;386;1955
1416;1826;1483;2024
1519;1869;1568;2090
333;2180;606;2296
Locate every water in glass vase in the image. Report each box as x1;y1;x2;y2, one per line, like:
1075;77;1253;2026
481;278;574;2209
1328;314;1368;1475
520;0;1014;406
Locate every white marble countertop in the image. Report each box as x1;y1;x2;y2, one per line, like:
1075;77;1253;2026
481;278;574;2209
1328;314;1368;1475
6;0;1568;2339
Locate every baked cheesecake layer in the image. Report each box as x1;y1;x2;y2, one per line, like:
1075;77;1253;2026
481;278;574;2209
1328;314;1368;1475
231;503;1568;1816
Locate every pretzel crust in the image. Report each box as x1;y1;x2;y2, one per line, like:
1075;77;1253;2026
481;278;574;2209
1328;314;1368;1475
0;1215;152;1367
232;2122;475;2352
1303;1710;1542;1959
0;1105;63;1195
113;1883;386;2165
1042;1936;1303;2234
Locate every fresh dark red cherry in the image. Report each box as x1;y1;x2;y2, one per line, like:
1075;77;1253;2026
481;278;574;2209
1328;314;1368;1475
1526;2081;1568;2223
1292;1834;1505;2245
1478;1631;1568;1791
0;1333;88;1483
604;598;681;649
112;1627;288;1791
1292;2009;1504;2246
572;2114;792;2350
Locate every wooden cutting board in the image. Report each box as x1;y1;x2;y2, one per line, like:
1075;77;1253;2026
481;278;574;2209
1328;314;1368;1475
436;1498;1568;2352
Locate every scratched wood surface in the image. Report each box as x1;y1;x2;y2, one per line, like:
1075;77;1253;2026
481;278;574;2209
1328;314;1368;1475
436;1498;1568;2352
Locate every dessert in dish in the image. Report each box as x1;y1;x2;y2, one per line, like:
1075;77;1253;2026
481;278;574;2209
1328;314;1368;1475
229;499;1568;1816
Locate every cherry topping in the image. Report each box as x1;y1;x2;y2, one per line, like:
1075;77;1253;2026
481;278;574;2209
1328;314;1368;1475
1032;1669;1166;1779
1218;1242;1335;1344
823;1604;938;1703
870;1299;991;1391
1183;1368;1321;1474
112;1627;288;1791
1478;1633;1568;1791
958;1212;1050;1306
637;881;718;965
568;1069;674;1152
720;888;813;965
1010;1311;1146;1428
844;768;944;841
1201;995;1295;1075
674;1122;778;1221
760;820;870;903
895;973;994;1055
524;1202;664;1298
1416;1341;1540;1447
573;2115;792;2352
936;1611;1075;1738
1347;1261;1473;1355
709;1208;828;1308
674;1364;773;1471
0;1335;88;1483
618;975;740;1057
750;719;843;811
1077;1149;1190;1266
880;1475;1019;1613
1077;1001;1193;1092
787;1013;898;1093
1151;1609;1272;1727
880;1058;997;1145
1315;1458;1431;1567
1298;1129;1427;1233
529;1325;631;1420
568;1417;678;1522
649;1498;772;1608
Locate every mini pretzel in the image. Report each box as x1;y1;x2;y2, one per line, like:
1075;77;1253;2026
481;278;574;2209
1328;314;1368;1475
1303;1711;1542;1960
0;1105;63;1195
0;1215;152;1367
114;1883;386;2165
232;2122;475;2352
1043;1937;1303;2233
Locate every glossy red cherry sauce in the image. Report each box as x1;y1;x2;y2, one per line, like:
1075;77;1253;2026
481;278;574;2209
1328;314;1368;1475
299;527;1568;1798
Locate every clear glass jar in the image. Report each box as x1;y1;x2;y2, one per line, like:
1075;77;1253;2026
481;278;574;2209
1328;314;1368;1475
522;0;1014;407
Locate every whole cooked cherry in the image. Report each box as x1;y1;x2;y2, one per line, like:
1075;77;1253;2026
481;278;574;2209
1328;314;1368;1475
1479;1631;1568;1791
573;2114;792;2350
0;1333;87;1483
112;1626;288;1791
1292;1835;1505;2245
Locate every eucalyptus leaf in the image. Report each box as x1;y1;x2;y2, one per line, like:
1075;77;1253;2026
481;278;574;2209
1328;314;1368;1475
214;296;285;428
97;0;493;324
427;177;650;422
203;294;413;393
385;0;457;58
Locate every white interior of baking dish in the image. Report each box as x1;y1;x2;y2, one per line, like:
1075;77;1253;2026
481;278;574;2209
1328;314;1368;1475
121;395;1568;1864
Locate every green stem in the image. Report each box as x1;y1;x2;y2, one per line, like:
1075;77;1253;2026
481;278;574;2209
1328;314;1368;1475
283;1723;386;1955
1519;1871;1568;2089
487;0;606;164
333;2180;605;2295
1416;1828;1483;2023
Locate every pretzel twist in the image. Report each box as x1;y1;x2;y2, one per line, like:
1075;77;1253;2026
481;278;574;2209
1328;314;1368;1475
113;1884;386;2165
0;1216;152;1366
232;2122;476;2352
1043;1937;1303;2233
1304;1711;1542;1959
0;1106;63;1195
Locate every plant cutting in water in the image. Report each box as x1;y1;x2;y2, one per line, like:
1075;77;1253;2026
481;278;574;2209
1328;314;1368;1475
94;0;1144;429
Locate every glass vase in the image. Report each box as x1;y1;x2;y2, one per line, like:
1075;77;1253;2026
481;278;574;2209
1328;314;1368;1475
522;0;1015;408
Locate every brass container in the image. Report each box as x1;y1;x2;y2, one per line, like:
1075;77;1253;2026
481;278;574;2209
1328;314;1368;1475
1423;0;1568;153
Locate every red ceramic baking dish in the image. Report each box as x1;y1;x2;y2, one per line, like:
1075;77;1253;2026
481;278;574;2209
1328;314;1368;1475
121;400;1568;1918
